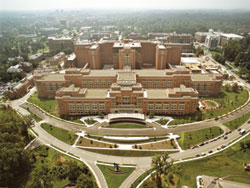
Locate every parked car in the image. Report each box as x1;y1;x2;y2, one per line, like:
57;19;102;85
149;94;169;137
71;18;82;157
240;129;246;135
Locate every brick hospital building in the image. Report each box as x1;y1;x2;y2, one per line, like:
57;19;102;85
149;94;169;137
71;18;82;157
35;39;222;116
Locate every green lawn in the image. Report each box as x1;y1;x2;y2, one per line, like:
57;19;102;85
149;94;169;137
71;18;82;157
156;119;169;125
83;149;177;157
98;164;135;188
26;108;43;122
41;123;77;145
169;88;249;125
204;100;217;107
176;135;250;188
177;127;223;150
224;110;250;131
106;123;149;129
28;92;58;116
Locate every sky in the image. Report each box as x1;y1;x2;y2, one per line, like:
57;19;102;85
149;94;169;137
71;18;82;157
0;0;250;11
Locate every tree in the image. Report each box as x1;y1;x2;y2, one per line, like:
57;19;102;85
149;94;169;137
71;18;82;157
151;153;173;188
76;174;95;188
29;165;53;188
232;83;239;92
67;161;81;183
225;84;231;92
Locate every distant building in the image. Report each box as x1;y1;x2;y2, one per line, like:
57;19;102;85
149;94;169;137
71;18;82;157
50;52;66;66
194;32;209;43
48;37;74;52
7;64;23;73
205;34;220;50
21;62;33;73
29;53;44;63
164;33;193;53
65;53;76;68
219;33;243;46
8;75;34;99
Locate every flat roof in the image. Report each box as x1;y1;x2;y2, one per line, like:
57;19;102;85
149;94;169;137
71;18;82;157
38;74;65;82
85;89;107;98
191;74;214;81
181;57;200;64
146;89;168;99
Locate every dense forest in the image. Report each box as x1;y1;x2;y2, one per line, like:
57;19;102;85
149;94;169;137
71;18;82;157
0;105;96;188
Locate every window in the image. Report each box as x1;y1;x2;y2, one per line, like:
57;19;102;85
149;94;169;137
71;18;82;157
179;102;185;110
167;80;172;88
108;80;112;87
77;102;82;113
124;55;131;66
92;103;97;111
155;80;160;88
89;80;93;88
148;103;154;110
101;80;106;88
99;102;105;111
142;81;147;88
148;81;153;88
155;103;162;112
83;80;87;88
95;80;99;88
171;103;176;114
123;96;130;104
161;80;166;88
84;102;90;112
69;102;75;114
163;103;169;111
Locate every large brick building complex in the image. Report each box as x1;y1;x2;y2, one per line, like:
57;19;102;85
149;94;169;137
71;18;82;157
34;39;222;116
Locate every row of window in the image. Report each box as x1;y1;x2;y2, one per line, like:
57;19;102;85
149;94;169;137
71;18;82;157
141;80;172;88
69;102;105;114
82;80;113;88
148;102;185;111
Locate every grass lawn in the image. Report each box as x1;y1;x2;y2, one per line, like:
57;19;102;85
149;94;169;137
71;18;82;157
204;100;217;107
98;164;135;188
132;139;177;150
169;88;249;125
85;118;97;125
28;92;58;116
224;110;250;131
106;123;150;129
176;135;250;188
83;148;177;157
177;127;223;150
77;137;115;148
156;119;169;125
27;109;43;122
41;123;77;145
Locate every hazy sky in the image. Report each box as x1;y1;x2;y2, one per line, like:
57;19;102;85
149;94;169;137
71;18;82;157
0;0;250;10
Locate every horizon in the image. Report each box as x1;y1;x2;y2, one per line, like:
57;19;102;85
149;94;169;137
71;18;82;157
1;0;250;11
